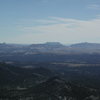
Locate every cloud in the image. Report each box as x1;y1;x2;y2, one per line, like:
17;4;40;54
34;19;59;25
14;17;100;44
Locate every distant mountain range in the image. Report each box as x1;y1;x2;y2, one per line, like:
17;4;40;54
1;42;100;53
71;42;100;48
1;42;100;63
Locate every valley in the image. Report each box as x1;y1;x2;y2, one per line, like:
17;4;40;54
0;42;100;100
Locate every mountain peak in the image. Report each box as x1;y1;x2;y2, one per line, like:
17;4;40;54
45;42;63;46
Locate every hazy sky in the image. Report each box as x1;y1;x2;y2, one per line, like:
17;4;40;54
0;0;100;44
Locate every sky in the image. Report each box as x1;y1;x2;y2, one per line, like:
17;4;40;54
0;0;100;44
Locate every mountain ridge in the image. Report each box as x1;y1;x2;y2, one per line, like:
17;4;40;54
1;42;100;63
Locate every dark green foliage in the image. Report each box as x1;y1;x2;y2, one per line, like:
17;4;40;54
0;77;99;100
0;62;100;100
